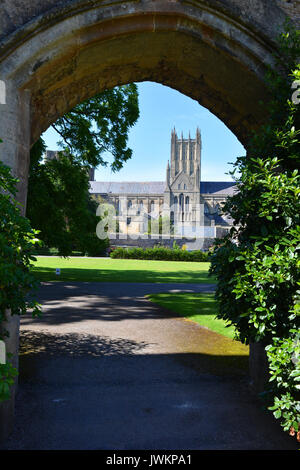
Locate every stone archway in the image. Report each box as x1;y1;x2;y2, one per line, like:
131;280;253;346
0;0;299;207
0;0;299;441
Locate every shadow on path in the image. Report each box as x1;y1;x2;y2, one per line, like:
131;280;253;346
24;282;215;326
1;282;297;450
1;329;297;450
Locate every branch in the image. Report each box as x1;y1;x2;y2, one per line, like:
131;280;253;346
51;123;74;151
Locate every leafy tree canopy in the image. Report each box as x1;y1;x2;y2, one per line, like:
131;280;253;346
27;84;139;256
52;84;139;171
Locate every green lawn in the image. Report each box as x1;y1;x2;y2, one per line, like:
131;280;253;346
148;292;237;340
31;257;248;374
148;292;249;374
31;256;216;284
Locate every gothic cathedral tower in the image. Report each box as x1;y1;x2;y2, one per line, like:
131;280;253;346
165;128;202;229
168;127;201;187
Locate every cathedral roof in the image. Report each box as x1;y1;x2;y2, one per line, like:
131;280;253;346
89;181;237;196
200;182;237;195
89;181;166;195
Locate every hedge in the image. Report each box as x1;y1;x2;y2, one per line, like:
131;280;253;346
110;246;209;262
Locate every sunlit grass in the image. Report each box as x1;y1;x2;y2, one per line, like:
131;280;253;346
148;292;249;374
31;256;216;284
148;292;237;339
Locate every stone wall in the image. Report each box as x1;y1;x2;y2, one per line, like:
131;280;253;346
276;0;300;24
1;0;298;150
109;235;219;251
1;0;298;45
110;236;194;249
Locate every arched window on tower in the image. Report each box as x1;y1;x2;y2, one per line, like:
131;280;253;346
185;196;189;212
138;200;143;215
179;193;184;210
150;200;155;213
116;199;121;215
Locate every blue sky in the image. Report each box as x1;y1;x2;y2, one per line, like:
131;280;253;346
42;81;245;182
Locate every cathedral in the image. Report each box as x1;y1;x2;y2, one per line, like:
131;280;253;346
88;128;237;248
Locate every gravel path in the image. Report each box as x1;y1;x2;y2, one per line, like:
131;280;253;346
1;282;297;450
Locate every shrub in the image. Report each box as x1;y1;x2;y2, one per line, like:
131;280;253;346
210;159;300;345
110;246;209;262
209;24;300;440
266;331;300;437
0;155;41;401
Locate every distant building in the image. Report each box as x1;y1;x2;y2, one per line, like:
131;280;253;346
89;128;237;249
45;150;95;181
44;150;59;163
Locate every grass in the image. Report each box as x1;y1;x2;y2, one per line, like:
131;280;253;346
31;256;216;284
30;257;248;375
148;292;238;340
148;292;249;374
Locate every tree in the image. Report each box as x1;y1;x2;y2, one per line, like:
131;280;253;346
27;147;109;257
0;147;41;401
52;84;139;171
147;215;174;235
209;23;300;439
27;84;139;256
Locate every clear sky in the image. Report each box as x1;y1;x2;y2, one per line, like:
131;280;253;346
42;81;245;182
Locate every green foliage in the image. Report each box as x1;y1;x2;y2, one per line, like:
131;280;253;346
209;23;300;440
0;361;18;402
110;246;209;262
266;332;300;435
0;152;41;401
53;84;140;171
27;84;139;256
210;158;300;344
27;146;109;257
147;215;174;235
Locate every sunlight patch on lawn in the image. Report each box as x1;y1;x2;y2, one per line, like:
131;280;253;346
148;292;237;340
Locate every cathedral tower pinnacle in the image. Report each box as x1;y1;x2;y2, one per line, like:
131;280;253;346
169;128;201;185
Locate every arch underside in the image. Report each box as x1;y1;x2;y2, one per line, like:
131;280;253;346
0;3;282;147
0;0;296;162
29;27;269;147
0;2;299;443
